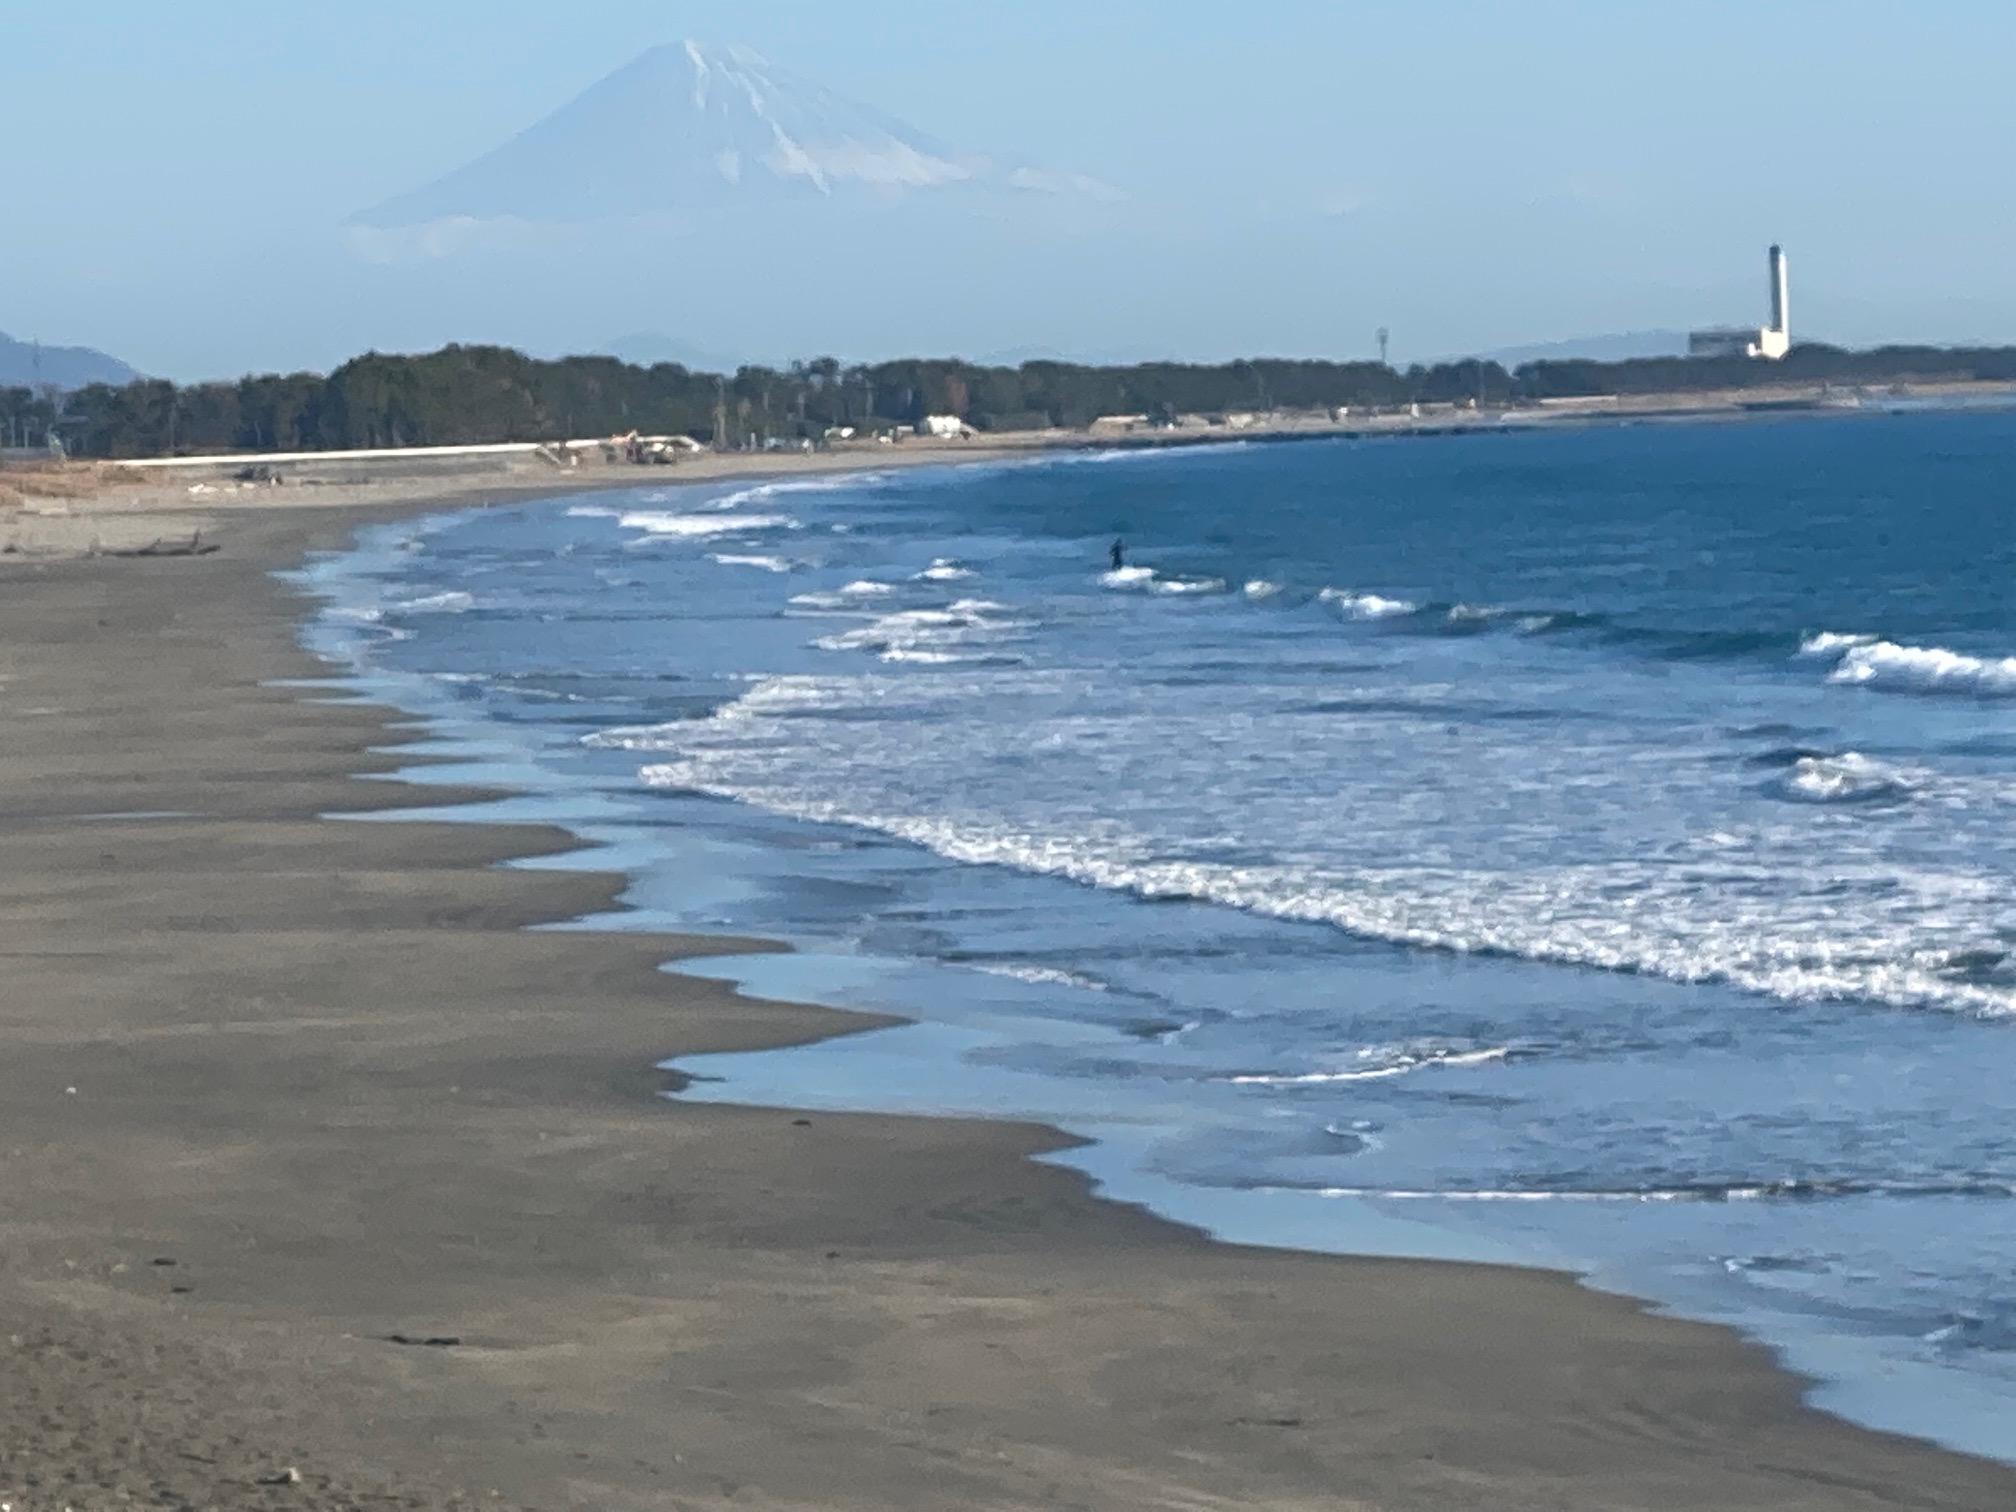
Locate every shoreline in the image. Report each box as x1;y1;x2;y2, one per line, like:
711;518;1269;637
3;491;2016;1507
7;374;2014;561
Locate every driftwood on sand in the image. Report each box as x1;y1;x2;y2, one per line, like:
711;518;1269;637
92;531;220;558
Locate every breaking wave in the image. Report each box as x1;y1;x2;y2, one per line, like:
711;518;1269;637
1829;640;2016;697
630;682;2016;1019
709;553;794;572
1797;629;2016;697
1318;588;1417;620
811;601;1031;665
706;475;883;512
619;510;794;538
388;590;475;614
1775;752;1917;805
1099;566;1157;590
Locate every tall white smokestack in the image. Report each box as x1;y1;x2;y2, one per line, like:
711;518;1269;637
1768;244;1789;337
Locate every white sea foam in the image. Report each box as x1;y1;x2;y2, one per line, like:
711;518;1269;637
585;722;692;752
1092;563;1224;596
879;648;990;665
780;576;893;612
917;558;976;582
1243;580;1283;599
1318;588;1417;619
812;602;1031;663
1827;640;2016;697
1225;1042;1509;1085
390;590;474;613
709;553;794;572
1798;631;1879;658
814;609;961;650
633;674;2016;1019
565;503;618;518
968;961;1110;992
1779;752;1916;805
1308;1187;1701;1203
706;474;881;512
618;510;792;538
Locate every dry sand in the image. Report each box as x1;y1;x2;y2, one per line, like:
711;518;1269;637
1;477;2014;1510
0;441;1029;559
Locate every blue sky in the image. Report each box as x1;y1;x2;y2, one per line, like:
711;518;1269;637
5;1;2012;379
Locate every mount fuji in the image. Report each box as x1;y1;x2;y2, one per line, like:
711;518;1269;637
353;41;1116;248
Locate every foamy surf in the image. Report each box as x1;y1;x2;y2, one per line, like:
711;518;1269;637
1099;566;1157;590
1225;1042;1511;1085
812;602;1032;663
706;475;882;513
967;961;1111;992
1098;565;1225;596
709;553;794;572
619;511;793;538
1319;588;1417;619
1777;752;1916;804
634;712;2016;1019
1827;640;2016;697
390;590;475;614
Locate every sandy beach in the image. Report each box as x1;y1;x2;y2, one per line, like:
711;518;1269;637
5;474;2016;1509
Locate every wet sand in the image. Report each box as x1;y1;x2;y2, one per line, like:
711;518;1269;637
2;491;2014;1510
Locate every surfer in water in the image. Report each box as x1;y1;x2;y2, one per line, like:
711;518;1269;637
1110;538;1126;571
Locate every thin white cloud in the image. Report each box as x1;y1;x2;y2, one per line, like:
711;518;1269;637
342;215;603;263
1314;187;1369;218
1007;167;1127;202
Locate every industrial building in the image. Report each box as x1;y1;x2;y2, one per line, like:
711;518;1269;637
1689;245;1791;360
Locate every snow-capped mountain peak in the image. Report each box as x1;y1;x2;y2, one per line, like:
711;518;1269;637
352;40;1095;237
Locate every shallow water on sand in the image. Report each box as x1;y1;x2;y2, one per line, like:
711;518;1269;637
298;412;2016;1461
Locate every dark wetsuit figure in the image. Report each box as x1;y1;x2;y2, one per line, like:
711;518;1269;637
1110;539;1126;571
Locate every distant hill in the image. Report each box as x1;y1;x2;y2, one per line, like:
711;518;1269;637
0;331;140;390
597;332;755;373
1473;331;1688;369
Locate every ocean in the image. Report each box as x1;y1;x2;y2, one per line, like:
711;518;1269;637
297;408;2016;1459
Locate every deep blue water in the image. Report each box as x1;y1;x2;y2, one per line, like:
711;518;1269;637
298;410;2016;1459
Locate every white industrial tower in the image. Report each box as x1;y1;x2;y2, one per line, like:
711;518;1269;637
1687;244;1792;360
1755;244;1790;359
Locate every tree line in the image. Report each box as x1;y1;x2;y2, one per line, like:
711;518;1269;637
9;341;2016;460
